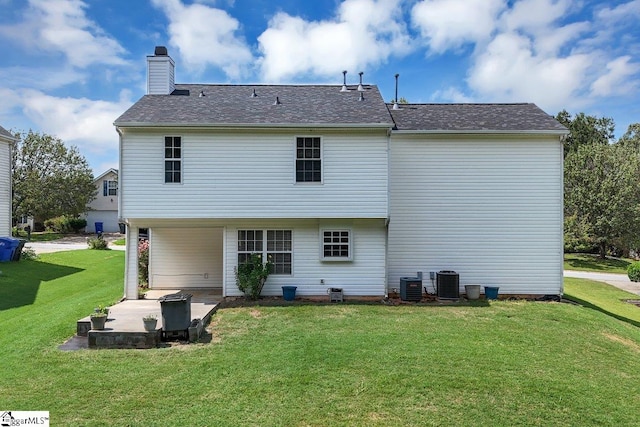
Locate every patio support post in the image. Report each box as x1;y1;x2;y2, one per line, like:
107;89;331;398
124;225;139;299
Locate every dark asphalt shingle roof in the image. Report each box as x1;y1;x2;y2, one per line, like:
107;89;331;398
388;103;567;132
0;125;15;141
115;84;394;127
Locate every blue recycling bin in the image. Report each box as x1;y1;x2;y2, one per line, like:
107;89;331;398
94;222;104;234
0;237;20;262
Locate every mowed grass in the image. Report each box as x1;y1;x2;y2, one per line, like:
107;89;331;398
1;253;640;426
564;277;640;327
564;253;633;274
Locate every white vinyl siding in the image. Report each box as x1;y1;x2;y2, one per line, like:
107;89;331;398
225;219;386;297
0;141;10;236
388;135;563;295
84;210;119;233
147;56;175;95
149;228;223;289
119;129;388;219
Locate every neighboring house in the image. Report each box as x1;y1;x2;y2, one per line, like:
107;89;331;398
114;47;567;300
84;168;119;233
0;125;17;236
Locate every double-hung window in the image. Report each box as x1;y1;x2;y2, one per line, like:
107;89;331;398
238;230;292;275
165;136;181;183
103;180;117;196
321;229;352;261
296;137;321;182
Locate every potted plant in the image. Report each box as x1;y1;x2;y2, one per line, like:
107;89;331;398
94;304;110;317
90;312;108;330
142;314;158;331
235;253;273;300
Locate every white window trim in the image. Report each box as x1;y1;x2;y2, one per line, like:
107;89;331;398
164;135;182;184
320;228;353;262
294;135;323;185
237;229;293;276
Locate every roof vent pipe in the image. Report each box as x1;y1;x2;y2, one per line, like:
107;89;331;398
273;96;281;105
358;72;364;91
358;92;365;101
393;73;400;110
341;70;349;92
199;90;205;97
251;88;257;97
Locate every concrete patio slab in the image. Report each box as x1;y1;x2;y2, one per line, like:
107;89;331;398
75;289;220;349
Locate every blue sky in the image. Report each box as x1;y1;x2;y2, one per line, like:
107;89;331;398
0;0;638;174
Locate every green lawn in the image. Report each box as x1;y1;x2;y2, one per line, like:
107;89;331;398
1;253;640;425
111;238;126;246
12;230;66;242
564;253;632;274
564;277;640;327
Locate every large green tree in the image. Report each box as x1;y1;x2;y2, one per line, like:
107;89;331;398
556;110;615;156
12;130;96;224
564;141;640;258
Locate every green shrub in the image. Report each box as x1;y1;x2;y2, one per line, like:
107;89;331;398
138;239;149;286
20;247;38;261
45;216;70;233
87;236;109;250
628;262;640;282
68;218;87;233
235;253;273;300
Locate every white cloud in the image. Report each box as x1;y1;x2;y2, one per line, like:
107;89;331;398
501;0;571;33
257;0;412;81
0;0;127;68
411;0;505;53
468;32;592;110
151;0;253;79
596;0;640;22
590;56;640;97
11;88;133;155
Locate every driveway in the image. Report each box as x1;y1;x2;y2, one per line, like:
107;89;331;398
564;270;640;296
24;233;126;254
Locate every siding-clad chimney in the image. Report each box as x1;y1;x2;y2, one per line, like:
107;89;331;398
147;46;175;95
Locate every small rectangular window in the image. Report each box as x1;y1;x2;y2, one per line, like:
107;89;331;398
165;136;181;183
296;137;321;182
321;230;352;261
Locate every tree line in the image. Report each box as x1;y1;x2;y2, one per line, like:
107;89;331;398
560;111;640;258
11;130;95;232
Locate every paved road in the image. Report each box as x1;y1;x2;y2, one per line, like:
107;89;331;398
564;270;640;295
24;234;126;254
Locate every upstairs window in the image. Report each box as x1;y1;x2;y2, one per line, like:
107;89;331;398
103;180;117;196
296;137;321;183
321;229;352;261
165;136;181;183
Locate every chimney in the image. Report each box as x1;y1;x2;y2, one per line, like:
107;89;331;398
147;46;175;95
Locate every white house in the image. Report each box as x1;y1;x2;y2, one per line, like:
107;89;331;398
114;47;567;300
84;168;120;233
0;125;17;236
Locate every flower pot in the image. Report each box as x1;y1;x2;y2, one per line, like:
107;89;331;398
484;286;500;300
282;286;297;301
465;285;481;300
90;315;107;330
143;318;158;331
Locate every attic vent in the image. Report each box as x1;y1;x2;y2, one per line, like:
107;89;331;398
341;70;349;92
358;72;364;91
273;96;281;105
154;46;168;56
251;88;257;98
